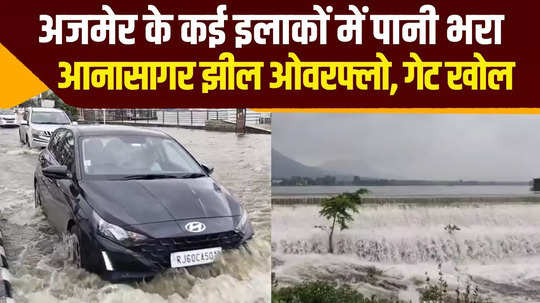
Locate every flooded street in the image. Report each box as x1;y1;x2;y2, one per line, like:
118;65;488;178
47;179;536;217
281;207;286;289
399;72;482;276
273;203;540;303
0;126;270;303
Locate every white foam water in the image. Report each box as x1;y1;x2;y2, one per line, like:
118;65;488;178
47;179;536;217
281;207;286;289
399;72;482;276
273;203;540;302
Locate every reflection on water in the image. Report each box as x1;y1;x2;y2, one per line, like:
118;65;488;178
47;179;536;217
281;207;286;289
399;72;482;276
273;184;535;197
0;127;270;303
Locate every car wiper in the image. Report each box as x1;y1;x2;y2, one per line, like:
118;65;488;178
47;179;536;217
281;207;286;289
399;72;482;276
179;173;206;179
122;174;179;180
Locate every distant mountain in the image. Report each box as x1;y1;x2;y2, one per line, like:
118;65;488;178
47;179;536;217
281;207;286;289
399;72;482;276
272;149;382;180
272;150;528;185
272;149;330;179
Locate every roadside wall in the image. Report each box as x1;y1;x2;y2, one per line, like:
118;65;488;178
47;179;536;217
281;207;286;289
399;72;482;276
204;120;271;134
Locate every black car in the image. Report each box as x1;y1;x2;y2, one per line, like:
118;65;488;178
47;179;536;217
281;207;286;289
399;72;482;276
34;125;253;281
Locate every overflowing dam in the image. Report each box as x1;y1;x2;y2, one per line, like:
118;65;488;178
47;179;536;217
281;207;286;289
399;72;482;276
272;202;540;302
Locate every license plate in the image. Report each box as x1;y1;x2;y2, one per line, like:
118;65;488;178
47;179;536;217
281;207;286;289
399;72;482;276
170;247;222;268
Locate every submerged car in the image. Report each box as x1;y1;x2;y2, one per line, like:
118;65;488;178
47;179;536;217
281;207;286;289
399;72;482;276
34;125;253;281
19;107;72;148
0;109;17;127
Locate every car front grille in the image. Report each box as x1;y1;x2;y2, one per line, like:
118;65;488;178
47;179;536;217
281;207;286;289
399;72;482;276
42;131;52;137
131;231;244;268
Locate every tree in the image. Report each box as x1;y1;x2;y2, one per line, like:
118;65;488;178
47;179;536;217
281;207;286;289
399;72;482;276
315;189;369;253
19;90;79;120
42;90;79;120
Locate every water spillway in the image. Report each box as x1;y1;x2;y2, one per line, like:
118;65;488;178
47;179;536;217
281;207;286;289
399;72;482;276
272;203;540;302
274;203;540;263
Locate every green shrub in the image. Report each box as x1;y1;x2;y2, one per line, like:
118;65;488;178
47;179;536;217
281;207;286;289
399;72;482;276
421;264;493;303
272;281;400;303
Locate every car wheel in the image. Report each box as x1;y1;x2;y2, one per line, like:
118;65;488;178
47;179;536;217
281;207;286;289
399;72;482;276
68;225;86;269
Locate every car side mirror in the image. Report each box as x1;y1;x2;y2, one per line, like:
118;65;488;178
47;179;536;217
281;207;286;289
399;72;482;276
20;120;28;125
202;164;214;175
43;165;69;179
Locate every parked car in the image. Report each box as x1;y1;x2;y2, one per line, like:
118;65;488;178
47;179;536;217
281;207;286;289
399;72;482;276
34;125;253;281
19;107;72;148
0;108;17;127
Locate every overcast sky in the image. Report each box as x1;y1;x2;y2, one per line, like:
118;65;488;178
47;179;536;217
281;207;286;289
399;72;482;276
273;113;540;181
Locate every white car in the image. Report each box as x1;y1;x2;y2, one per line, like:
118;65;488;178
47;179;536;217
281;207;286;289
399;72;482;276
19;107;73;148
0;109;17;127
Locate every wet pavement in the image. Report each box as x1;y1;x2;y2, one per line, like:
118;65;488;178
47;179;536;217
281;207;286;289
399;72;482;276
273;204;540;303
0;126;270;303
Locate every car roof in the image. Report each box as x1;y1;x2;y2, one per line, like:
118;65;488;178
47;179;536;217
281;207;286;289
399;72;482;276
66;125;169;138
29;107;65;113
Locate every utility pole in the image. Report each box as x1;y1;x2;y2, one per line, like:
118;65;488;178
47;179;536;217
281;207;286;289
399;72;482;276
236;108;246;134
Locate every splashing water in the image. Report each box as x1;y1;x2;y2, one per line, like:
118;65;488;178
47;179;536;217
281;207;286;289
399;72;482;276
0;127;270;303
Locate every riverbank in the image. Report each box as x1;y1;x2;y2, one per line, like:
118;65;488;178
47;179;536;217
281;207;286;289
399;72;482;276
272;195;540;205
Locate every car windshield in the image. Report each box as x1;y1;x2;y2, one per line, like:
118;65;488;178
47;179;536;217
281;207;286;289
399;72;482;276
0;109;13;115
81;135;205;178
31;111;70;124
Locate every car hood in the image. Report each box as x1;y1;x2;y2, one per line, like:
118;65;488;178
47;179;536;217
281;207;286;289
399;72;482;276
31;124;69;131
79;177;242;227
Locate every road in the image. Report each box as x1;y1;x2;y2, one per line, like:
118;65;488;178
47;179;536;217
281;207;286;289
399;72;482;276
0;126;270;303
273;203;540;303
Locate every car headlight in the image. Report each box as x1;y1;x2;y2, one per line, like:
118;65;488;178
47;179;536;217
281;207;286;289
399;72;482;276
92;211;147;245
236;208;248;231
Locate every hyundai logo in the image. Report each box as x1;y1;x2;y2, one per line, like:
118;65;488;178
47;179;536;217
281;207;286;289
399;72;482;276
185;221;206;233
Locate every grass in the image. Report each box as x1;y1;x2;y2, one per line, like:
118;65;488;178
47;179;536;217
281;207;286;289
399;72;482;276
271;268;496;303
272;281;401;303
421;264;493;303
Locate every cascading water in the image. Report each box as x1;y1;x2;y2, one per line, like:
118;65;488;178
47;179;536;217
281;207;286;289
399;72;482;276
272;203;540;302
275;205;540;262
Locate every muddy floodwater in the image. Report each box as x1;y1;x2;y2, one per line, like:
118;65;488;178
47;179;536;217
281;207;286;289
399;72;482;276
273;203;540;303
0;126;270;303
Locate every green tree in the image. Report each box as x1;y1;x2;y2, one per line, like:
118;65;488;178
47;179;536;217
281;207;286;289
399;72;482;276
19;90;79;121
316;189;368;253
42;90;79;120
